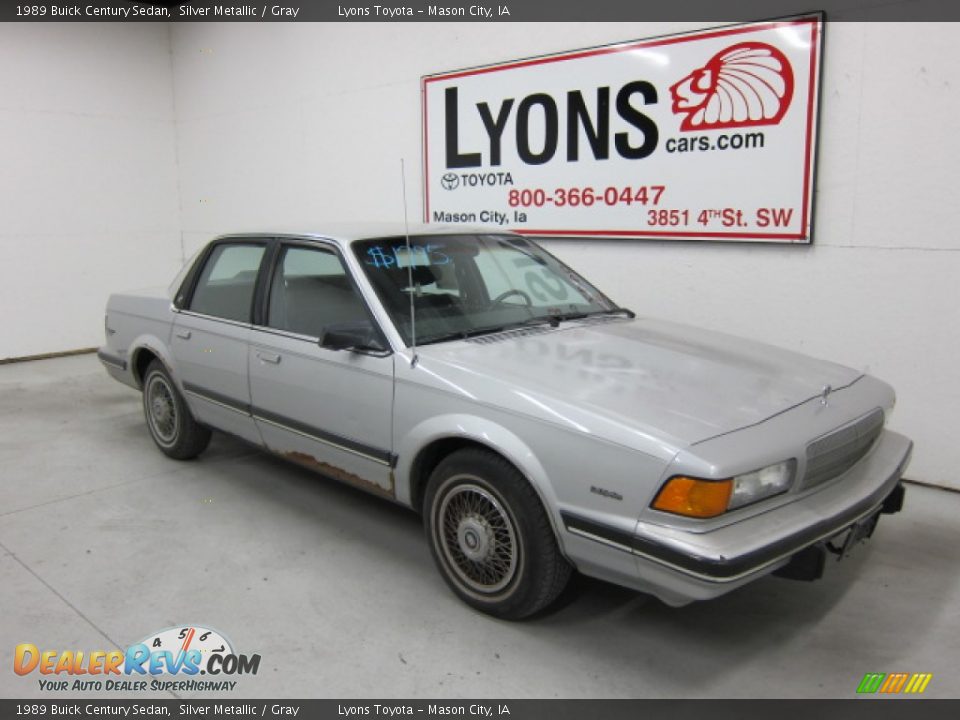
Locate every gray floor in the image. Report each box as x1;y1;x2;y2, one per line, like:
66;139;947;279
1;354;958;699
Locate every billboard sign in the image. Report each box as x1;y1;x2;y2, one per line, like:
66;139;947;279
422;15;824;242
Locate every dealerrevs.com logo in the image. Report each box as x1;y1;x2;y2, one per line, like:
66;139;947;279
14;625;260;692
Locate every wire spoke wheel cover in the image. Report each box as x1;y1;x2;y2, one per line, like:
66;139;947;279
146;373;178;446
140;359;211;460
435;477;521;597
424;448;571;619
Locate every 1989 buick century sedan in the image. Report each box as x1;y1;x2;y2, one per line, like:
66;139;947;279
99;225;912;619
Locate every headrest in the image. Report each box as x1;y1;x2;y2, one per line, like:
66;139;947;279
382;265;436;287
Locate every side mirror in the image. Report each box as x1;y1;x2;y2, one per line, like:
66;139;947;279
320;321;384;352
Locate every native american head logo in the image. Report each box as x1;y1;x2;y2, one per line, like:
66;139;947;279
669;42;795;131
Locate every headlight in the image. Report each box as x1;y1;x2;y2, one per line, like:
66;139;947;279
652;460;795;518
727;460;795;510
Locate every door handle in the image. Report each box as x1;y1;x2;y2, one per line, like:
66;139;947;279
175;330;192;340
257;351;281;364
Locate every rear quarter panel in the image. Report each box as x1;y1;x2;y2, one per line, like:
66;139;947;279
103;291;177;387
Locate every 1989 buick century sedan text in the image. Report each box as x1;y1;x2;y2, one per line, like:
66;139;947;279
99;225;912;619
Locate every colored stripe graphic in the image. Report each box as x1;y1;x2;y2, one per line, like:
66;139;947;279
880;673;909;693
857;673;885;694
857;672;932;694
904;673;934;694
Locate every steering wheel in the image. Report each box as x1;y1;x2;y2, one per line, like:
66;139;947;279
489;289;534;307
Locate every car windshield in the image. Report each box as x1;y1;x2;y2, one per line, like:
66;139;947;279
352;233;619;346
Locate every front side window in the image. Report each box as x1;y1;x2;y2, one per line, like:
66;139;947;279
189;243;266;322
352;234;616;345
266;245;371;339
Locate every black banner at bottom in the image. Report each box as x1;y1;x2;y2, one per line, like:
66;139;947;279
2;699;959;720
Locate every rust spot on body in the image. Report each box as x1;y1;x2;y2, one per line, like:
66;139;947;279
283;451;395;499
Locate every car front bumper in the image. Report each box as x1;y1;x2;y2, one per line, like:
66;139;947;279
562;429;913;606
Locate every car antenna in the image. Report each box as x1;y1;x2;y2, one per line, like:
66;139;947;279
401;158;418;368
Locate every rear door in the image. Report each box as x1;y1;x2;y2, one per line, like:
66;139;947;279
171;239;267;445
248;240;396;497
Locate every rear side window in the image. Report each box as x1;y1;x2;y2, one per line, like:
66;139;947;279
189;243;266;322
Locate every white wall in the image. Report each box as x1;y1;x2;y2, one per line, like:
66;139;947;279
0;23;183;360
1;22;952;487
170;21;960;489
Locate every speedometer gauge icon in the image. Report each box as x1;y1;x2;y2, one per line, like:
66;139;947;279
137;625;234;662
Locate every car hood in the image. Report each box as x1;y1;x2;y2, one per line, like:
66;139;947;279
415;317;862;447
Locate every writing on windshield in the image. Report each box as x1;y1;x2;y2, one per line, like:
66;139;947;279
363;244;451;269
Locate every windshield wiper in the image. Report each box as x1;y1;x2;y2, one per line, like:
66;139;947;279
417;309;636;347
601;307;636;318
418;325;509;346
418;316;559;346
545;307;637;323
563;307;637;320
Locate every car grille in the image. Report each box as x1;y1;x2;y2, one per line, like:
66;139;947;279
801;408;885;490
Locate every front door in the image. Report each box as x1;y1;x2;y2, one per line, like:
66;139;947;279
248;241;395;496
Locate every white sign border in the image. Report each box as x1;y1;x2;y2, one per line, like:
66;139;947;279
421;13;825;244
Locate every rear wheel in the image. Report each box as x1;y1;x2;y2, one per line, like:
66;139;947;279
142;359;211;460
424;448;571;620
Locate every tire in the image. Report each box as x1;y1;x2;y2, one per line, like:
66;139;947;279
423;448;572;620
142;359;211;460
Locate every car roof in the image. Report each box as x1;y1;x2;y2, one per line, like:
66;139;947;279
213;223;515;246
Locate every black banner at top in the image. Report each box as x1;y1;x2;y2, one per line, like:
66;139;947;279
2;0;960;22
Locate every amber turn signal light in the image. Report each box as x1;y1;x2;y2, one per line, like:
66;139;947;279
652;476;733;518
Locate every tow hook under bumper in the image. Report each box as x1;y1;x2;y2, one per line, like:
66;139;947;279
773;543;827;582
773;482;907;583
881;482;906;514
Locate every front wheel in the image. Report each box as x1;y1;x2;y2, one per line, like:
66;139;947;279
423;448;571;620
142;359;211;460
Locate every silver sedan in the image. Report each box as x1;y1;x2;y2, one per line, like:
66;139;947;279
99;225;912;619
